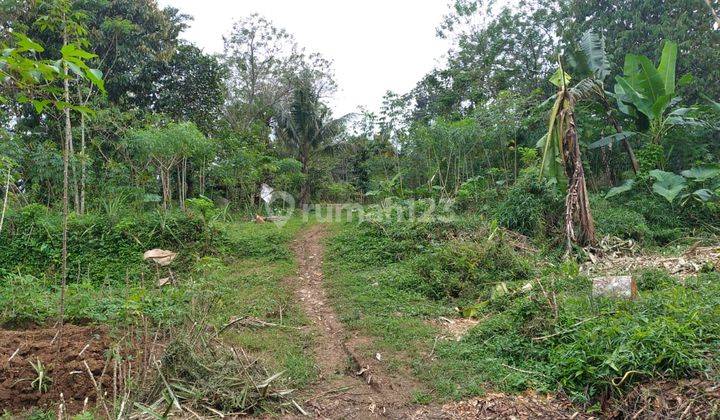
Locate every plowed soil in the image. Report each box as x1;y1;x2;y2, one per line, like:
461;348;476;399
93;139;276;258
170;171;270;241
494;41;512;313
0;324;111;414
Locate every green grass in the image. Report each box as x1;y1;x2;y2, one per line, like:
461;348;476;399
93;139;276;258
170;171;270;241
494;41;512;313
0;213;317;393
196;216;317;388
324;218;720;404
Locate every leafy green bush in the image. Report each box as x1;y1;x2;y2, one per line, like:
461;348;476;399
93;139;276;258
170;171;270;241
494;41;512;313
0;274;56;327
636;268;677;291
455;177;500;213
435;270;720;402
0;205;214;284
591;197;650;241
0;273;189;327
494;170;563;237
407;238;533;301
549;274;720;401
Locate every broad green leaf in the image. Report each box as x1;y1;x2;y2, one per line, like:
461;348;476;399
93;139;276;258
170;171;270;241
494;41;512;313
668;107;695;117
606;179;635;198
611;84;633;115
65;61;83;77
579;31;611;80
656;41;677;95
85;68;105;91
549;68;572;88
31;99;51;113
636;55;666;106
61;44;96;60
588;131;636;149
623;54;640;88
680;167;720;181
539;94;566;186
14;33;44;53
615;76;653;118
71;104;95;115
649;169;687;203
665;115;703;127
692;189;716;202
651;94;674;120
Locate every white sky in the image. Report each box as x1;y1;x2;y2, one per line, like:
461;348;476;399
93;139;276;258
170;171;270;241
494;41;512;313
157;0;453;116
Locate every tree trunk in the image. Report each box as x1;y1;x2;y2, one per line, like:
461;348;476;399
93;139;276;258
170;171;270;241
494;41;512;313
177;165;184;210
60;23;71;338
561;92;596;251
79;111;87;215
299;147;309;207
199;158;206;196
181;157;187;208
160;167;170;210
69;124;80;213
0;167;10;235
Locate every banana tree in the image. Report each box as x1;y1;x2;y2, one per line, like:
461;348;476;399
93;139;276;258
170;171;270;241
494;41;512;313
569;31;640;174
539;59;596;252
594;41;700;150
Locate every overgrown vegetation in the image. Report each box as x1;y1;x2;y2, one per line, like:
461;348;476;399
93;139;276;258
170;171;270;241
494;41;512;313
1;0;719;416
326;217;720;405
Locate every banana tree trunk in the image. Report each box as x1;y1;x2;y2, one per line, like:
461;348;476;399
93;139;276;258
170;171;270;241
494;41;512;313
561;92;596;250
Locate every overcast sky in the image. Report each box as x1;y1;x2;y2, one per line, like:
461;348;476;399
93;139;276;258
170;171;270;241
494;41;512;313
157;0;453;116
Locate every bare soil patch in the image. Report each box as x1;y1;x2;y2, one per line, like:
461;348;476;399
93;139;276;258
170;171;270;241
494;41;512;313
0;324;110;414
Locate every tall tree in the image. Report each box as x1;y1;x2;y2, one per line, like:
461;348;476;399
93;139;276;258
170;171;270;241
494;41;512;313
223;14;302;133
274;74;346;207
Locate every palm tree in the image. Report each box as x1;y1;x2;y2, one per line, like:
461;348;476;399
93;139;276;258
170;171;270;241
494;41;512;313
274;75;347;207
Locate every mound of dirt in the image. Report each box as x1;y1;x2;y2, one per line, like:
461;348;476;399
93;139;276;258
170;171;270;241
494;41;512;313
0;324;111;414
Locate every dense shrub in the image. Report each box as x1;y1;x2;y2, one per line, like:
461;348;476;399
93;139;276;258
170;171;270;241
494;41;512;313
0;273;189;327
407;238;533;301
0;205;216;284
636;268;677;291
591;197;650;241
494;170;563;237
455;177;501;213
444;270;720;402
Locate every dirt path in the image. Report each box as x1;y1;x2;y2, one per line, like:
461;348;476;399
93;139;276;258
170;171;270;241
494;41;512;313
286;225;590;419
288;224;427;419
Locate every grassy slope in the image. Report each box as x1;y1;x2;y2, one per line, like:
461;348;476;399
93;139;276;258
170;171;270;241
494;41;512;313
323;222;461;400
0;215;318;395
204;217;316;388
324;219;720;405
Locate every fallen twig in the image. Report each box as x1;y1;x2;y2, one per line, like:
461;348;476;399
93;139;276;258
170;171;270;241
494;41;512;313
217;316;300;336
292;399;309;416
83;360;112;419
532;315;604;341
501;363;547;377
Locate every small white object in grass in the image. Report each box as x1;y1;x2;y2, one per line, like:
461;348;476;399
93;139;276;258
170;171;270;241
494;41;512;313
260;183;274;204
143;249;177;266
375;352;382;361
592;275;637;299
